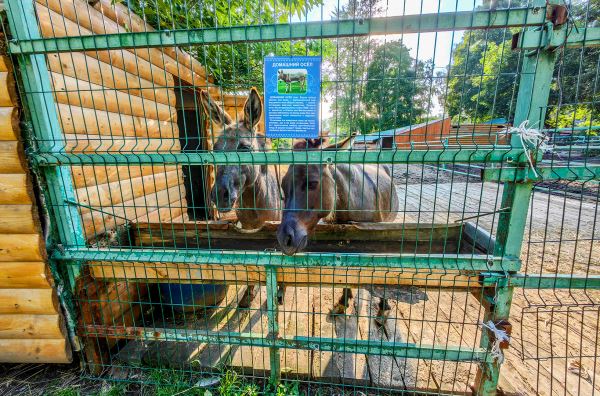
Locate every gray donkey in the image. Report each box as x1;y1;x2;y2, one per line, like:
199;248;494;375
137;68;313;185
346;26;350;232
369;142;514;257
278;69;306;93
276;137;399;325
200;88;284;305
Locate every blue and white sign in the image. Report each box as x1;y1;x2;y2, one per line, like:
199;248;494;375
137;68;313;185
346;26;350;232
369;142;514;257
264;56;321;138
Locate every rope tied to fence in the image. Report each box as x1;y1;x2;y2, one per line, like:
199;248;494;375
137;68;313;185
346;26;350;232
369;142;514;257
510;120;550;178
481;320;511;363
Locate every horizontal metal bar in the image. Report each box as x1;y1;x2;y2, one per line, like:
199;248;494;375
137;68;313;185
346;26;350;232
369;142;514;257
31;148;525;166
508;274;600;289
9;7;547;54
482;165;600;182
80;324;490;362
55;247;521;272
515;27;600;50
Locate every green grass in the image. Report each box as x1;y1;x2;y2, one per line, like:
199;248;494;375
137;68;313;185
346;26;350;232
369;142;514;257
277;80;306;94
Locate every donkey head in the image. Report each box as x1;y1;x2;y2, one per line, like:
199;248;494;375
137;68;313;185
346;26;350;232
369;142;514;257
277;138;337;255
200;88;264;212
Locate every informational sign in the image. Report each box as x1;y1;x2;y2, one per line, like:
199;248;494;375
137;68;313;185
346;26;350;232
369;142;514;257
264;56;321;138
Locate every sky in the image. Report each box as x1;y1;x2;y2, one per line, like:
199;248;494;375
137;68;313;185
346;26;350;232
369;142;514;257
302;0;486;120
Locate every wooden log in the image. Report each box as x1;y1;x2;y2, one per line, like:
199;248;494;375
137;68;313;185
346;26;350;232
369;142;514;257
63;134;181;153
0;339;71;363
0;141;26;173
36;4;173;87
133;200;185;223
57;103;178;138
0;262;52;288
81;184;185;237
0;107;20;141
0;72;18;107
37;0;208;87
0;205;39;234
71;164;178;188
0;174;32;204
0;234;45;262
0;56;12;73
47;52;176;107
91;0;212;83
51;73;177;122
75;170;182;209
0;288;58;314
0;314;65;339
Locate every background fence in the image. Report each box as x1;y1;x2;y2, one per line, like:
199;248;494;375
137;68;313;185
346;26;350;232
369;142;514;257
1;0;599;394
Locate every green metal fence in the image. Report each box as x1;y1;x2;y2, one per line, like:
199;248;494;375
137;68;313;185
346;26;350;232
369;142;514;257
2;0;600;394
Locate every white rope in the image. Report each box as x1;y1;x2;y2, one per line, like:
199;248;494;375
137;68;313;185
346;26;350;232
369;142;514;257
481;320;510;364
509;120;550;178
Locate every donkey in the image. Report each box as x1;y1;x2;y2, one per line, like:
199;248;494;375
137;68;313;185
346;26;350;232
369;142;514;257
200;88;283;305
278;69;306;93
276;137;399;325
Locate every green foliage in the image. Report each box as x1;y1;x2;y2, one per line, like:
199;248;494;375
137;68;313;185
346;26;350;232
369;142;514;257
123;0;329;89
445;1;600;126
217;370;259;396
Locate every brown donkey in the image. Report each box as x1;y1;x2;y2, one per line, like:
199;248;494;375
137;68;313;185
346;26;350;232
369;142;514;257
200;88;283;305
276;137;399;324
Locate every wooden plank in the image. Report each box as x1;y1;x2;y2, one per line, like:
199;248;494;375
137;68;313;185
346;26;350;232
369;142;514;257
0;72;18;107
0;314;65;338
311;287;369;384
0;174;33;204
0;107;20;141
0;234;45;262
0;288;59;314
0;141;26;173
0;205;39;234
57;103;178;138
75;170;182;209
0;338;72;363
0;262;52;288
51;73;177;122
47;52;176;106
355;288;416;389
71;164;178;188
89;262;480;289
36;4;172;87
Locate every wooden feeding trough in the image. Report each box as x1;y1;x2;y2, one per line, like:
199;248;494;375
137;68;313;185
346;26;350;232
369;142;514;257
80;220;496;387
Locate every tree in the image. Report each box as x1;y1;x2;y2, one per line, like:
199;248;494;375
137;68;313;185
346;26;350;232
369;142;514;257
444;1;600;128
125;0;326;89
361;41;426;132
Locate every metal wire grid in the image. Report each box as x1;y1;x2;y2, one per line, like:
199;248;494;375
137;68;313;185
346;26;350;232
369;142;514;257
0;0;599;394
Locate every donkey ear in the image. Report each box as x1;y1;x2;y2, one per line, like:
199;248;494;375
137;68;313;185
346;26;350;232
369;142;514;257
199;90;232;126
293;138;326;150
243;88;263;130
323;133;357;151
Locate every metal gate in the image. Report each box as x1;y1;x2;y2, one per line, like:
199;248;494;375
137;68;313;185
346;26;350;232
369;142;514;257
2;0;599;394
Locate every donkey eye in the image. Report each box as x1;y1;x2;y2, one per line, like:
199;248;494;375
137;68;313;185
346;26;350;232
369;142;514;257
307;181;319;190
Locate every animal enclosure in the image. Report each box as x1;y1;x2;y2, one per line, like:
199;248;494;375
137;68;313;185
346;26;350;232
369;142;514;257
1;0;600;395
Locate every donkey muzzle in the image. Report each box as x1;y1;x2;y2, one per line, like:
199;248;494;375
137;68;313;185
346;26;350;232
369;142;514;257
277;222;308;256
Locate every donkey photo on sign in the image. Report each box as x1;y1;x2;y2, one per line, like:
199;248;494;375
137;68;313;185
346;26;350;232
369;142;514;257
277;69;307;94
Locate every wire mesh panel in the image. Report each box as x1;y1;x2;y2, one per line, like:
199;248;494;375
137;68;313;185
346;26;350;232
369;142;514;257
2;0;599;394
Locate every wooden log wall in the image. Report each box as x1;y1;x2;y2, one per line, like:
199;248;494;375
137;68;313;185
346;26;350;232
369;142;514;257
35;0;200;238
0;55;72;364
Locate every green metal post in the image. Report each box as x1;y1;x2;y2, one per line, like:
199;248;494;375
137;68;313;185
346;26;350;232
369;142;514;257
474;2;562;393
4;0;87;346
265;266;281;383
